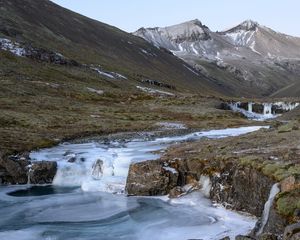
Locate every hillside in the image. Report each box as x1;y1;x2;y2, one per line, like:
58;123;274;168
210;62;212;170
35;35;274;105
0;0;253;154
0;0;231;95
134;19;300;97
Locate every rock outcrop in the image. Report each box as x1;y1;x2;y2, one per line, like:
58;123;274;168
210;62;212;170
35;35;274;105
126;160;178;195
283;223;300;240
29;161;57;184
0;153;57;184
126;157;290;238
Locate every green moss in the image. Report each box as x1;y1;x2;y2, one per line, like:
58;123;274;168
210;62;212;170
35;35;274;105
278;121;299;133
276;189;300;218
239;156;260;166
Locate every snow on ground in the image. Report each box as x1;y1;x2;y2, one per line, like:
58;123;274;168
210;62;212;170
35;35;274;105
136;86;174;96
91;67;115;79
184;65;199;76
91;67;127;80
156;122;187;130
86;87;104;95
0;38;26;56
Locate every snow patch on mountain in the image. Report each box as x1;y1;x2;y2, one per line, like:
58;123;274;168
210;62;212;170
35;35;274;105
0;38;26;56
136;86;174;96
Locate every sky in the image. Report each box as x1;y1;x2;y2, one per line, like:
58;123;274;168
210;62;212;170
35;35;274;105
51;0;300;37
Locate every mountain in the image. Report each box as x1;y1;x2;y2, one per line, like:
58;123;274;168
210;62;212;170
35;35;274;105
1;0;241;153
134;19;300;97
0;0;231;96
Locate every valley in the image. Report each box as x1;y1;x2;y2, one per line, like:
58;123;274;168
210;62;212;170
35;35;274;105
0;0;300;239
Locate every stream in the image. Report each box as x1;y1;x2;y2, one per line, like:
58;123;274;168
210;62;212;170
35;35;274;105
0;126;267;240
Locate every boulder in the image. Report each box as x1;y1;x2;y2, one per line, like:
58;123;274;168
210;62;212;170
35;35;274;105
29;161;57;184
0;157;30;184
280;175;300;193
126;160;178;196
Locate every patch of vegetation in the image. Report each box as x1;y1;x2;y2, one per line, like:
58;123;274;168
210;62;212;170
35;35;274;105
276;189;300;219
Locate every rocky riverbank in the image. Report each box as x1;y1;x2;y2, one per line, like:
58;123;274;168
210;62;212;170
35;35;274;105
126;121;300;239
0;152;57;184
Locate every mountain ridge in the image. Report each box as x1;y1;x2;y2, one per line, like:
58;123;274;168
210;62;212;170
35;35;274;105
134;19;300;97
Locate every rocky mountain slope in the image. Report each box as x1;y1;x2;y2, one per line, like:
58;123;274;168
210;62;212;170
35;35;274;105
134;19;300;97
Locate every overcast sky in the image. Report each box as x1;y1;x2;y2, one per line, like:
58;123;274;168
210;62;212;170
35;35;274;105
51;0;300;37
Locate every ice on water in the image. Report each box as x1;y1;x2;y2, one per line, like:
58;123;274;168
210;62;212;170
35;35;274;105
30;126;266;194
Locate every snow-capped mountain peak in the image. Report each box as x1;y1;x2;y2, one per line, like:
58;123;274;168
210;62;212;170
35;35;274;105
239;20;259;31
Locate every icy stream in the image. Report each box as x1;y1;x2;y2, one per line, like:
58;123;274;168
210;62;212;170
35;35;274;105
0;126;266;240
228;102;299;121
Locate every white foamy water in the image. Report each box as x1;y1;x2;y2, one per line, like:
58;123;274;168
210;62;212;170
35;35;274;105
0;126;266;240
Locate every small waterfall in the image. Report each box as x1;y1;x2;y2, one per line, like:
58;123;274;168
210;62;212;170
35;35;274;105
274;102;299;111
263;103;273;115
26;164;33;185
248;102;253;113
199;175;212;198
257;183;280;235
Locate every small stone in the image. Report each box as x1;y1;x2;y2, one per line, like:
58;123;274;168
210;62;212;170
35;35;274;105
67;157;76;163
293;209;300;217
168;186;184;198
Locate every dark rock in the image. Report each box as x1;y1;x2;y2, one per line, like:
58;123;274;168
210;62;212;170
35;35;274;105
67;157;76;163
141;79;175;90
0;157;30;184
293;209;300;217
169;186;185;198
29;161;57;184
211;165;274;217
24;45;80;66
259;233;278;240
252;103;264;114
235;235;255;240
126;160;178;196
283;223;300;240
219;237;230;240
218;102;232;110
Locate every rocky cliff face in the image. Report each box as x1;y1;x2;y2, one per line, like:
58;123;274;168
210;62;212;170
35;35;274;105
126;125;300;237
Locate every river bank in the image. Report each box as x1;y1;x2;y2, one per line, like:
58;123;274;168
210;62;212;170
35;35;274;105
126;120;300;239
0;125;268;240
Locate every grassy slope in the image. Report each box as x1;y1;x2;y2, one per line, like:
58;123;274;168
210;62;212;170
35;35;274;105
0;0;230;95
0;50;252;155
0;0;254;155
